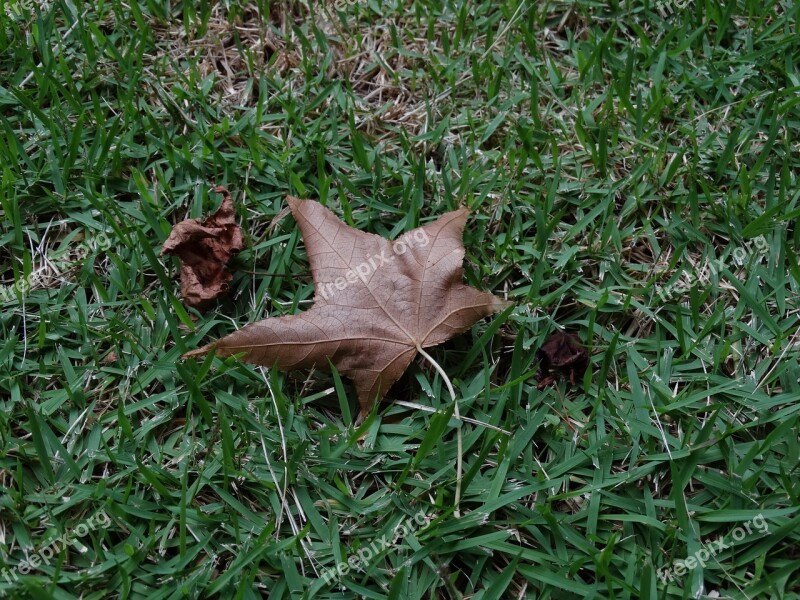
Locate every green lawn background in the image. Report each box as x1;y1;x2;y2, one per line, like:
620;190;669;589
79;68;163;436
1;0;799;598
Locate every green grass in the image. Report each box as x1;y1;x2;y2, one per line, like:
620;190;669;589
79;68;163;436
1;0;799;598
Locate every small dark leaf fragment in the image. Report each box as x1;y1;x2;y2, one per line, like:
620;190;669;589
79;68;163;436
536;332;588;389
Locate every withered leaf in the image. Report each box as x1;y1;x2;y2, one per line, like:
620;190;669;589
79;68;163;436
161;186;244;311
536;331;588;389
184;197;511;418
100;351;118;365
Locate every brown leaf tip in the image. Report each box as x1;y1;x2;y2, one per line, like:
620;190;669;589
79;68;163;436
182;344;214;360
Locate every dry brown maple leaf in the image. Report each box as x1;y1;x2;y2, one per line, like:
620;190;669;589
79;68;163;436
161;186;244;311
183;197;511;418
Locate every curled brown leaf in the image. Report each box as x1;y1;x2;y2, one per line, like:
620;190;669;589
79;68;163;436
161;186;244;311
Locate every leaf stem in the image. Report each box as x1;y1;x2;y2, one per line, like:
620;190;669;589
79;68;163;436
416;345;462;518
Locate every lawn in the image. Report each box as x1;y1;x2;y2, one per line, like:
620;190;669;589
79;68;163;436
1;0;799;598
